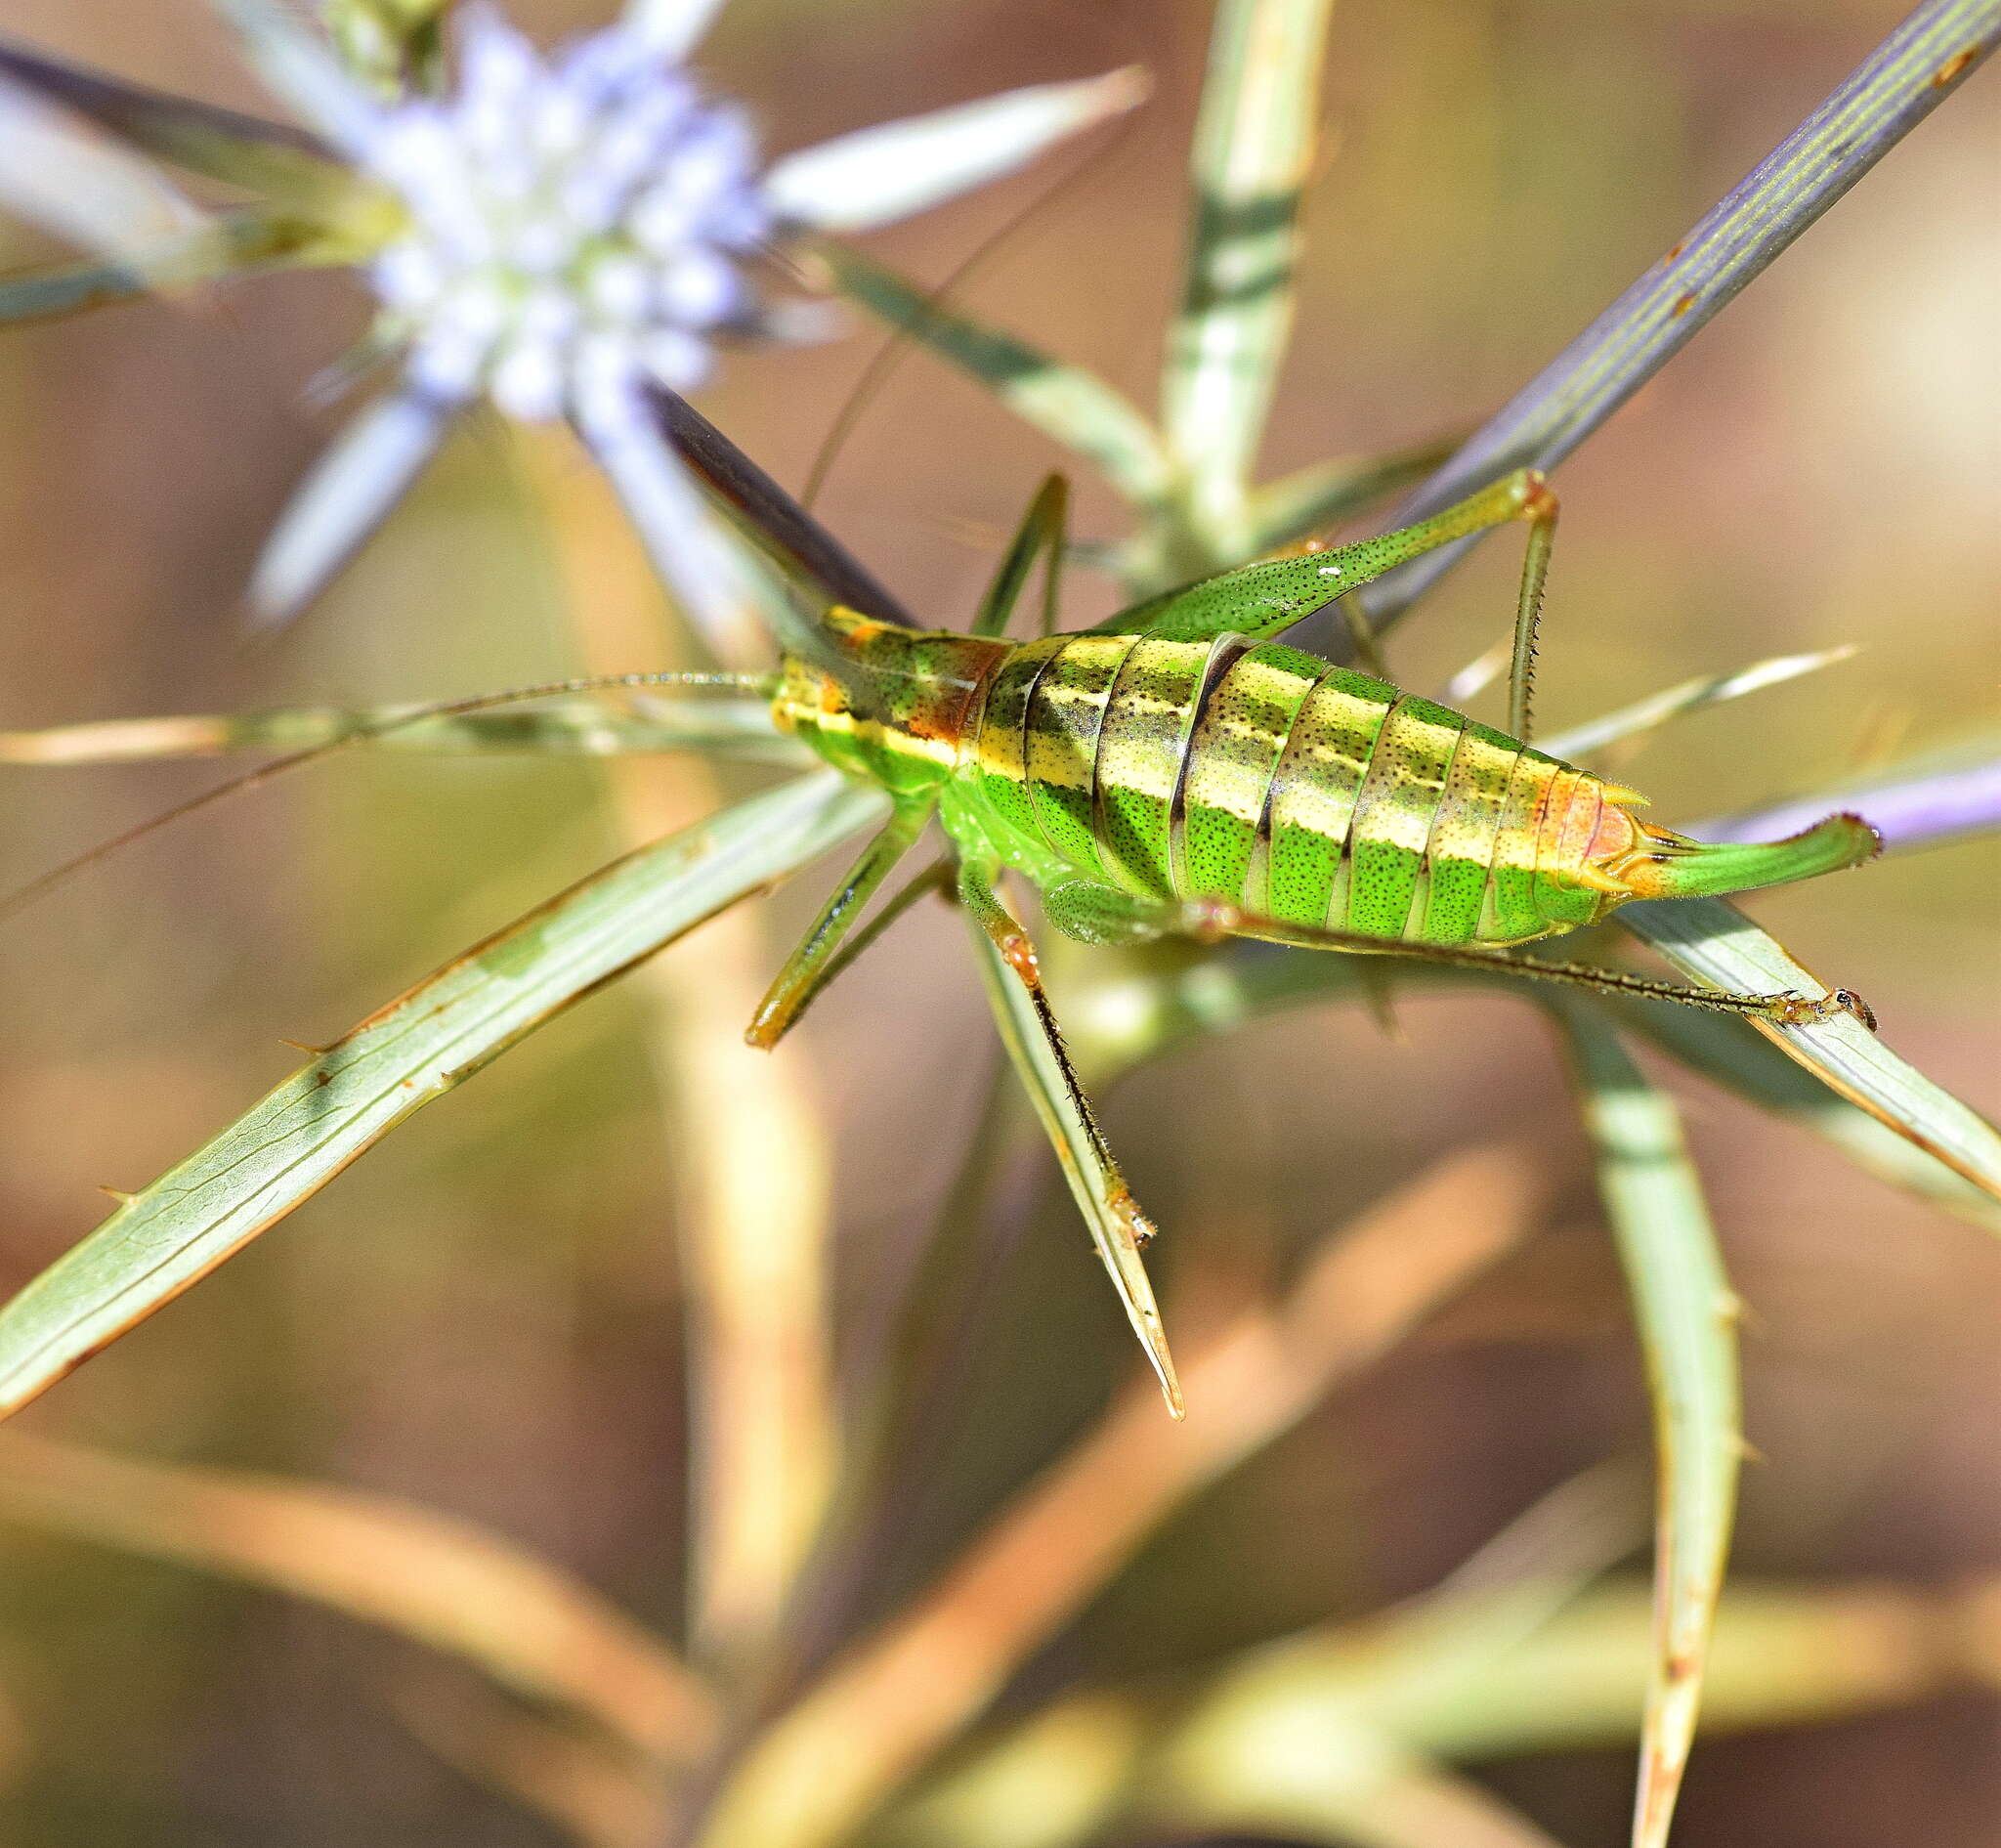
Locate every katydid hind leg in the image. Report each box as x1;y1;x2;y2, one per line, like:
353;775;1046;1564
1208;906;1874;1029
1040;878;1181;947
1336;592;1391;682
958;858;1184;1414
1094;467;1559;648
1507;476;1558;746
745;797;935;1049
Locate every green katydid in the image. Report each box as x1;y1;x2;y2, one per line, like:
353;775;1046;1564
0;467;1880;1414
737;466;1876;1411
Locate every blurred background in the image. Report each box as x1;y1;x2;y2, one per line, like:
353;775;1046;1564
0;0;1994;1842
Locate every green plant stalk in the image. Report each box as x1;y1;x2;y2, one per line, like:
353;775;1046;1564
0;1429;712;1765
1161;0;1341;547
1008;1573;1987;1848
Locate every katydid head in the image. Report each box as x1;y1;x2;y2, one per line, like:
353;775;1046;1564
772;608;1008;796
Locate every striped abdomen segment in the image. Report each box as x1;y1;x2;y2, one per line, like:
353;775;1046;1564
971;633;1625;947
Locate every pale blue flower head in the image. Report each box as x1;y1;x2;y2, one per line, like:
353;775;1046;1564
210;0;1145;655
362;9;768;419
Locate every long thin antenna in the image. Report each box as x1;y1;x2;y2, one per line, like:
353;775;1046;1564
0;671;774;925
799;36;1146;514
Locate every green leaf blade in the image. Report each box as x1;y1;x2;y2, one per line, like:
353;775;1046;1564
0;696;811;767
0;771;887;1418
1552;1003;1740;1848
1620;898;2001;1214
1539;648;1856;765
824;244;1174;513
1607;992;2001;1237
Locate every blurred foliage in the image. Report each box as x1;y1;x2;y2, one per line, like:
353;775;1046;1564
0;2;1991;1846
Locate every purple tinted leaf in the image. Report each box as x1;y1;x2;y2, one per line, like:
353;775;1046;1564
1699;756;2001;857
1352;0;2001;638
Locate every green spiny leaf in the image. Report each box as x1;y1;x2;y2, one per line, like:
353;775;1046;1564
1540;649;1857;764
0;772;886;1419
1071;940;2001;1240
823;243;1174;513
1606;991;2001;1236
1550;1000;1739;1848
1619;899;2001;1215
1161;0;1340;542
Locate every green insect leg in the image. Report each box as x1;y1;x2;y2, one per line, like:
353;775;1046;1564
1217;906;1875;1029
958;862;1123;1177
745;797;935;1049
1334;591;1391;683
1506;475;1558;746
1040;879;1181;947
958;858;1184;1414
1094;467;1558;649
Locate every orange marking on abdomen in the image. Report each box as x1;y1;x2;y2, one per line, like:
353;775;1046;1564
1587;800;1639;866
1553;776;1605;873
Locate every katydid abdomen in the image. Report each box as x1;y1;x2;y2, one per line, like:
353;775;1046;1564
983;630;1629;946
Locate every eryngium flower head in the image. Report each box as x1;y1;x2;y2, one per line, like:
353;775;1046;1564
147;0;1141;651
365;12;770;421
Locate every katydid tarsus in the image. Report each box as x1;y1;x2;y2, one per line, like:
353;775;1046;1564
1;468;1880;1414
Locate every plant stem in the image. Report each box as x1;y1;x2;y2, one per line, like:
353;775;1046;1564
1347;0;2001;641
518;425;842;1677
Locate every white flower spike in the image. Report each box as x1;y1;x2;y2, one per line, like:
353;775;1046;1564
0;70;214;273
762;67;1149;235
211;0;385;159
621;0;731;63
232;0;1144;654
